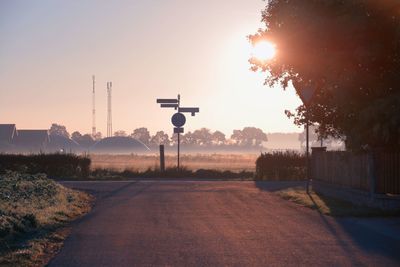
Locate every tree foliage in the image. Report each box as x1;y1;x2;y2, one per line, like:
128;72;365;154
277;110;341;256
230;127;267;147
114;130;127;137
71;131;95;148
49;123;70;138
150;131;170;146
249;0;400;150
211;131;226;145
131;127;151;145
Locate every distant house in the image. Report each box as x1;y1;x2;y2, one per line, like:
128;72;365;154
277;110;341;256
0;124;17;143
14;130;50;153
0;124;18;152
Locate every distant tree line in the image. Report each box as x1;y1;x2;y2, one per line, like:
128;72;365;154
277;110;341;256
49;124;268;149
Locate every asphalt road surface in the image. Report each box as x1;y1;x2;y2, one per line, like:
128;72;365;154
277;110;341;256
49;180;400;266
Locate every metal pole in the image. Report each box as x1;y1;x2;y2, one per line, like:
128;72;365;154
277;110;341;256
177;132;180;169
177;94;180;170
306;120;310;194
159;145;165;172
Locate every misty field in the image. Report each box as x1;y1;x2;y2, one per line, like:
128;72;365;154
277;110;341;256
90;153;258;172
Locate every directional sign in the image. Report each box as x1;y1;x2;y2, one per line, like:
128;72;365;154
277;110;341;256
178;107;199;116
160;104;178;109
171;113;186;127
157;94;199;170
157;99;179;104
298;85;316;106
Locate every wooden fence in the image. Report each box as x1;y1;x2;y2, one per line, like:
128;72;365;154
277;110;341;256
311;150;400;195
374;151;400;195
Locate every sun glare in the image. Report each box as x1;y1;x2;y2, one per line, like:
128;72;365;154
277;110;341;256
252;41;276;61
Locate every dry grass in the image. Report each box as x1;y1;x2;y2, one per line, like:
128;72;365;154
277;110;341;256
277;187;398;217
0;172;92;266
90;153;258;172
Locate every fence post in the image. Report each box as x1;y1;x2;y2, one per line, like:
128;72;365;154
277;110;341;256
159;145;165;172
367;152;376;201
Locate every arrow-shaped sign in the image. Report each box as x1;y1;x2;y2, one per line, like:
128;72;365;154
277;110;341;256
298;85;316;106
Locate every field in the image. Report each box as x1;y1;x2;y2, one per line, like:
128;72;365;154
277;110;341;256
90;153;258;172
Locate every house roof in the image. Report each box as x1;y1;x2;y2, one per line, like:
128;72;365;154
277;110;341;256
14;130;49;147
0;124;17;143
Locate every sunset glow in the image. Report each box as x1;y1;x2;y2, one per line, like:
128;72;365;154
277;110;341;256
252;41;276;61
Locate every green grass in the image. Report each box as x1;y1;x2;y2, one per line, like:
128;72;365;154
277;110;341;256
0;171;92;266
277;187;400;217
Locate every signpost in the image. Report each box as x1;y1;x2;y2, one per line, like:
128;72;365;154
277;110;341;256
157;94;199;169
297;85;316;194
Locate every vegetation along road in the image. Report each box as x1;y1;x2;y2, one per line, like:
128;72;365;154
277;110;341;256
49;181;400;266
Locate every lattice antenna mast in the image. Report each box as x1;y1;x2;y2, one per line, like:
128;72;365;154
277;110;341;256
107;81;113;137
92;75;96;138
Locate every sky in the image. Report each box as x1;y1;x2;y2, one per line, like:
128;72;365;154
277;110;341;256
0;0;303;137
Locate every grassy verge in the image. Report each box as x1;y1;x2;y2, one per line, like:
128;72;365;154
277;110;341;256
277;187;399;217
0;171;92;266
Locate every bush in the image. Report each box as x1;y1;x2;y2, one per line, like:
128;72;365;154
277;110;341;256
0;153;91;179
255;151;306;181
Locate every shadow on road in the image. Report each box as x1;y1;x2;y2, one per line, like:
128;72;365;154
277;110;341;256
254;180;306;192
255;180;400;263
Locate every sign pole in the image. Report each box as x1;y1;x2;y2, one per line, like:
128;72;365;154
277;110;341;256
306;119;310;194
177;94;180;169
297;84;316;195
177;132;180;169
157;94;199;172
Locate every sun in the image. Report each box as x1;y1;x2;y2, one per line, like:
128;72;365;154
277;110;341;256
252;41;276;61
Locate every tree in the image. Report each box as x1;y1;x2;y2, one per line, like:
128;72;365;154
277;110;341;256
131;127;151;145
71;132;95;147
231;127;267;147
181;131;195;145
231;130;244;146
71;131;82;142
249;0;400;150
150;131;170;146
114;130;127;137
170;132;178;145
49;123;70;138
192;128;213;146
211;131;226;145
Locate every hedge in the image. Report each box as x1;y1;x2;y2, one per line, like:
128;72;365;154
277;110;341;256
255;151;306;180
0;153;91;179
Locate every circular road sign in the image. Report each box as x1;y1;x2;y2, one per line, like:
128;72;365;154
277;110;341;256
171;113;186;127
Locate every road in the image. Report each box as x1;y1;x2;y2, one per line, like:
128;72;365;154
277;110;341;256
49;180;400;266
